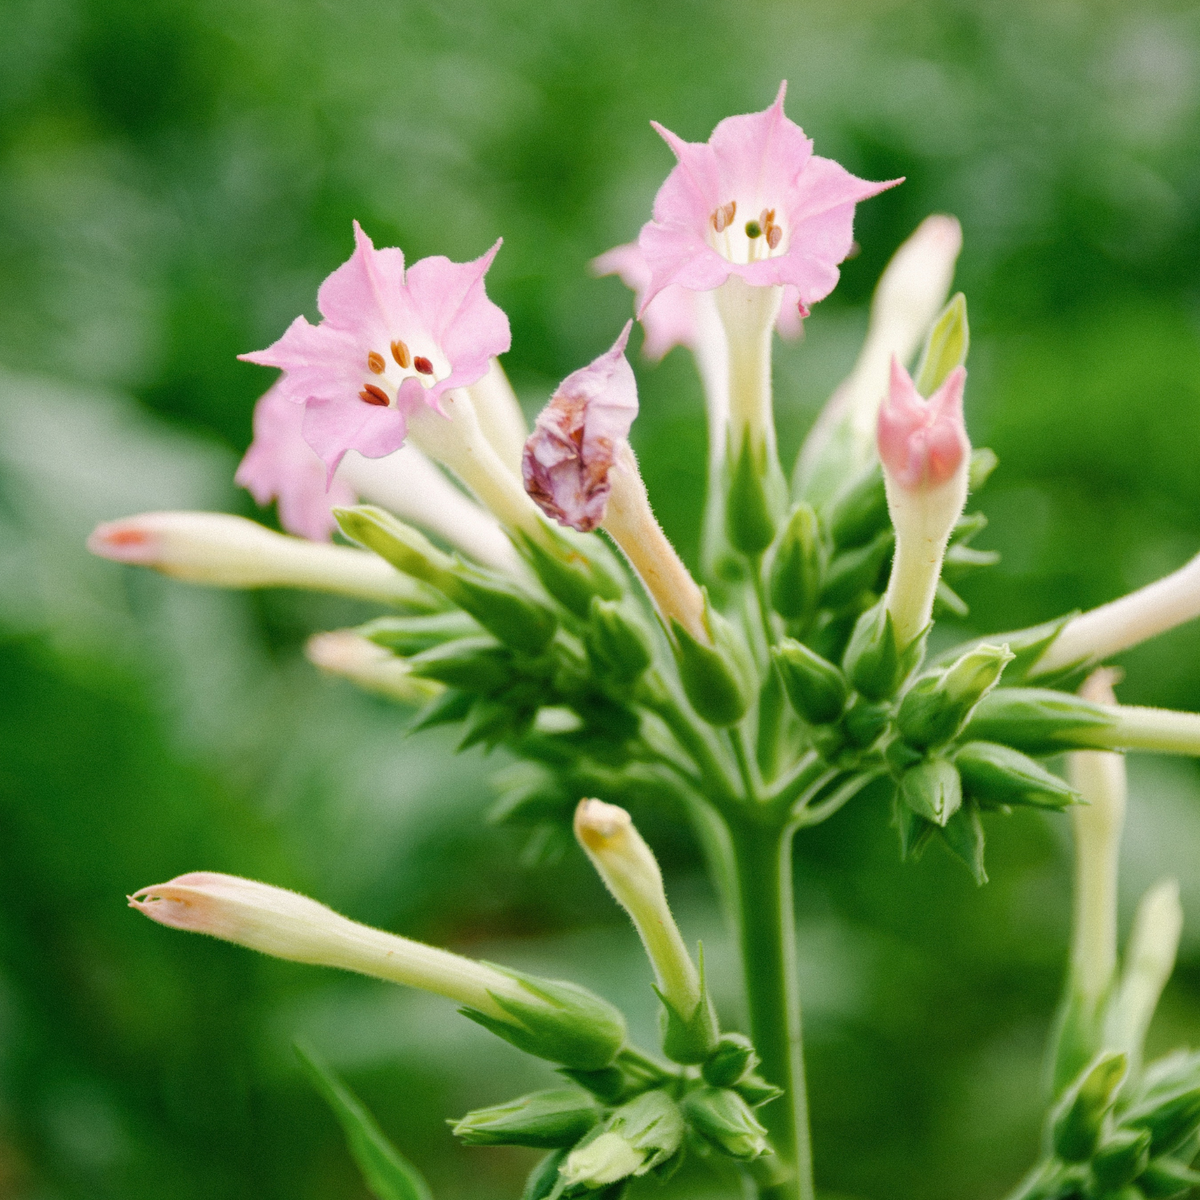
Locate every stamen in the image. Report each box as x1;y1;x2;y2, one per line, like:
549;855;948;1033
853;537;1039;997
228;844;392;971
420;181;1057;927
710;201;737;233
767;225;782;250
413;356;434;375
759;208;775;227
745;220;762;239
367;351;386;374
391;340;411;369
359;384;390;406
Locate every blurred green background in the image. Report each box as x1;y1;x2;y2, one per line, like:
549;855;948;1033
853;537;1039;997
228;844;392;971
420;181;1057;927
1;1;1199;1197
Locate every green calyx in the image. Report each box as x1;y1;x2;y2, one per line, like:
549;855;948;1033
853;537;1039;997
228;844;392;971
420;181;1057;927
769;502;825;621
914;291;969;398
955;741;1080;810
681;1085;771;1160
773;639;849;726
451;1088;601;1148
726;435;778;556
897;643;1013;750
961;688;1116;756
671;593;755;727
843;599;923;702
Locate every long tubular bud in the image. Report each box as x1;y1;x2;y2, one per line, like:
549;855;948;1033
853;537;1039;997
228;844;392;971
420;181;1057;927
714;276;782;465
1032;551;1200;677
407;389;549;544
87;511;439;607
1067;670;1127;1011
339;445;521;574
464;356;529;475
573;801;704;1030
305;631;443;704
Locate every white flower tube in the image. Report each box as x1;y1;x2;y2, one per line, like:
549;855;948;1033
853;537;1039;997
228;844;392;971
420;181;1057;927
88;511;438;607
465;356;529;475
305;630;442;704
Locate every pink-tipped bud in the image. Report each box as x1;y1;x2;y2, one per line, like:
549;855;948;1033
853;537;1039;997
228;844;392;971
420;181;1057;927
877;357;968;492
521;323;638;532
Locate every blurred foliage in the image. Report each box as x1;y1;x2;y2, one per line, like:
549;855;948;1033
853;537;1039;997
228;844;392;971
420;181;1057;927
1;1;1199;1198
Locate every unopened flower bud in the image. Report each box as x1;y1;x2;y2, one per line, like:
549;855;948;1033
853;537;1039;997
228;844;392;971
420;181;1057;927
559;1091;685;1188
305;631;443;704
842;598;920;701
962;687;1116;756
88;511;440;608
358;611;480;656
955;742;1080;810
585;598;653;686
450;1088;600;1148
772;640;848;726
671;596;755;726
768;503;825;621
405;636;515;693
897;643;1014;750
682;1086;770;1161
877;356;971;649
702;1033;760;1088
130;873;625;1070
1125;1085;1200;1158
559;1130;643;1189
574;800;716;1063
899;759;962;827
1052;1051;1127;1162
1091;1128;1152;1194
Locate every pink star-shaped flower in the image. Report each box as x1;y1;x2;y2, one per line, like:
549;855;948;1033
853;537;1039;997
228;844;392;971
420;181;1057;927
593;242;805;361
240;222;510;480
876;357;968;492
234;383;357;542
636;82;901;313
522;323;638;532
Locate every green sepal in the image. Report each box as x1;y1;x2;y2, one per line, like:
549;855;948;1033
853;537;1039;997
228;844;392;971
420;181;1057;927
607;1090;686;1176
1092;1129;1153;1194
585;597;653;686
773;639;849;726
558;1048;675;1105
681;1086;770;1161
733;1072;784;1108
820;530;894;610
656;944;718;1064
1123;1086;1200;1157
450;1088;601;1148
726;436;777;556
955;741;1081;810
968;447;999;492
893;791;936;861
335;505;456;584
1138;1157;1200;1198
769;502;825;620
1049;983;1114;1103
516;528;623;620
1052;1051;1127;1162
459;697;530;750
409;688;473;731
943;543;1002;577
523;1149;570;1200
962;688;1116;756
914;291;969;397
900;759;962;827
406;637;515;693
670;594;754;727
843;696;891;749
938;800;987;884
459;967;626;1071
294;1042;432;1200
359;611;482;655
702;1033;760;1088
823;462;889;550
934;612;1079;684
843;599;922;701
897;643;1013;750
934;580;970;619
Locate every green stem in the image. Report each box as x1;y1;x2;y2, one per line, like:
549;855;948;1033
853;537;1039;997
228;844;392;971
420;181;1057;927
750;556;779;650
728;726;760;800
730;817;814;1200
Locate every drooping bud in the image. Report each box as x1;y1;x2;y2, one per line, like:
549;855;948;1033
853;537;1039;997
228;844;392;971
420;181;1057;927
558;1091;685;1189
87;511;442;608
702;1033;760;1088
877;356;971;649
768;503;825;621
772;640;849;726
1051;1051;1128;1162
898;759;962;827
574;800;716;1063
305;631;443;705
681;1086;771;1160
129;872;625;1068
450;1088;601;1148
896;643;1014;750
955;742;1080;809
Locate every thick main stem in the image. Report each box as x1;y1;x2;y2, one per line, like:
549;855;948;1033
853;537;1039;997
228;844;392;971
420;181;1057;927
731;818;814;1200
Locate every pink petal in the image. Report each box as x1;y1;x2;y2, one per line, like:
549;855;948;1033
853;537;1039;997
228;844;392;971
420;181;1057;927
522;323;638;531
303;393;408;482
877;358;968;491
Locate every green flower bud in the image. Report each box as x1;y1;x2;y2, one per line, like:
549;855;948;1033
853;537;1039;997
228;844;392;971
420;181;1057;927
1092;1129;1152;1194
961;688;1117;756
897;644;1014;750
451;1088;601;1148
726;436;777;556
769;503;825;621
820;530;895;610
893;794;935;862
702;1033;760;1088
585;598;653;685
843;599;921;701
359;611;481;656
559;1131;643;1189
560;1049;674;1105
459;967;626;1071
773;639;849;725
899;759;962;826
682;1086;770;1160
671;597;754;727
914;292;969;398
1124;1086;1200;1157
734;1072;784;1107
955;742;1080;809
406;637;515;693
1052;1051;1127;1162
938;801;987;885
843;696;892;749
559;1091;685;1189
1138;1157;1200;1198
823;463;888;550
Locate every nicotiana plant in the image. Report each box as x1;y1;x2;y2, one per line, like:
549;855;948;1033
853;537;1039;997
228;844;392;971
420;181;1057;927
90;83;1200;1200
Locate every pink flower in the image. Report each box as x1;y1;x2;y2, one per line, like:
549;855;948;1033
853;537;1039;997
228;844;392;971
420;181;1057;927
593;242;805;361
235;383;356;541
240;222;510;479
522;323;638;532
876;357;968;491
636;82;901;313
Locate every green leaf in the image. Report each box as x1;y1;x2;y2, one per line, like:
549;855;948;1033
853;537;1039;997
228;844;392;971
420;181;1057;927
294;1042;433;1200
